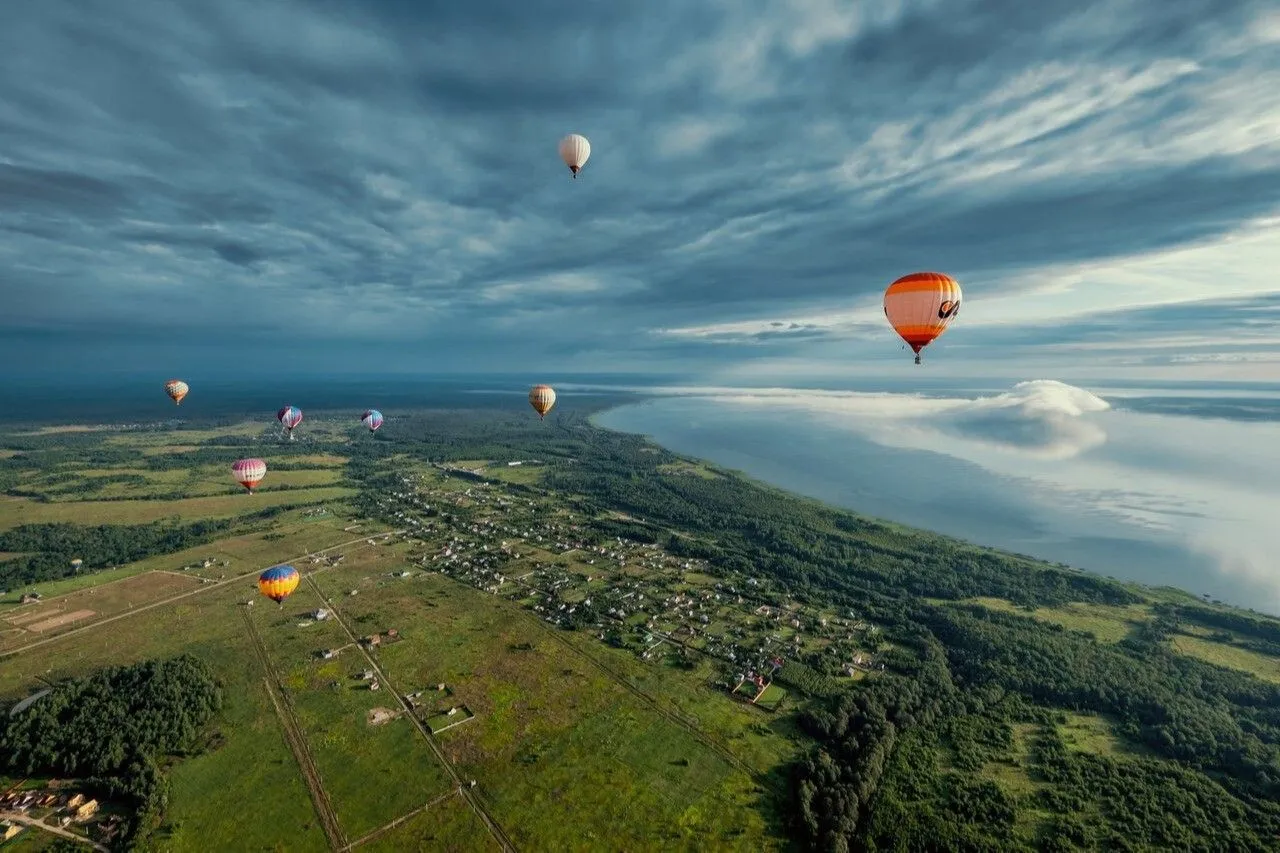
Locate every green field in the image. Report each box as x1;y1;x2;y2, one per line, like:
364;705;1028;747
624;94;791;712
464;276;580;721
0;487;354;530
960;597;1152;643
1170;632;1280;683
0;418;796;851
307;568;786;851
4;412;1280;852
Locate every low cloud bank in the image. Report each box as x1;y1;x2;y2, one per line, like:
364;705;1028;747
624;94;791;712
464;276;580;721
580;379;1113;459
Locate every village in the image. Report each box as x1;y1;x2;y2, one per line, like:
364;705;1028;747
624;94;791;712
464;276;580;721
0;782;122;849
367;463;886;711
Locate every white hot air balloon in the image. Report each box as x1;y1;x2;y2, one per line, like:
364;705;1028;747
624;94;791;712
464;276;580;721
559;134;591;179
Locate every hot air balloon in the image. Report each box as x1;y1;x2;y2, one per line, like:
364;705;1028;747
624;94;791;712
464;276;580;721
258;564;300;606
559;134;590;179
70;558;83;572
361;410;384;432
277;406;303;440
164;379;189;405
233;458;267;493
883;272;963;364
529;385;556;420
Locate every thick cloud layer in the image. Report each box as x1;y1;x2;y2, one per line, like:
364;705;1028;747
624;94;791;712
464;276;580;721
1;0;1278;376
616;379;1113;458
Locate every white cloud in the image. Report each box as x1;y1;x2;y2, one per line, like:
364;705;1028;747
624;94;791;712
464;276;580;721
479;272;614;303
657;0;940;99
656;117;738;158
654;215;1280;360
642;379;1112;459
596;379;1280;610
839;59;1205;191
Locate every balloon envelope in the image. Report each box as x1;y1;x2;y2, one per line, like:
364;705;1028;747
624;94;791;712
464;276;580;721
360;409;384;432
233;458;267;492
277;406;303;430
529;385;556;419
559;134;590;176
883;272;962;361
164;379;189;405
258;564;300;603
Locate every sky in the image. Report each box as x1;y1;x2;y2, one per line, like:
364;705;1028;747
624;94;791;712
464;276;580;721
2;0;1279;382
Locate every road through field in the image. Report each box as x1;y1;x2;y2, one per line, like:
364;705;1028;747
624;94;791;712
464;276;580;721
241;607;348;851
0;532;405;659
341;789;460;851
301;575;519;853
0;810;110;851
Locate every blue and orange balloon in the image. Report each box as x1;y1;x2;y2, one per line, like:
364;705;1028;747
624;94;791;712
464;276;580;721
259;565;300;605
361;409;384;432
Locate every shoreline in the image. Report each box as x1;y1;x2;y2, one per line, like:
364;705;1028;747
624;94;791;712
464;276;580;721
586;401;1265;615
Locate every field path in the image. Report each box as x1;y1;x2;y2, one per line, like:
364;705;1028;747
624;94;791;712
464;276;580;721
341;789;460;851
0;532;404;659
0;810;110;851
451;570;762;780
241;607;348;851
301;575;519;853
528;607;760;780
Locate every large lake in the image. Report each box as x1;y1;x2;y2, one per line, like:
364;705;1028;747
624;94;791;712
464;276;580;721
593;381;1280;615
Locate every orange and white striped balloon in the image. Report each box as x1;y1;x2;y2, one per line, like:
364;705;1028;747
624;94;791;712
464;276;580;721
529;385;556;419
164;379;189;405
883;272;962;364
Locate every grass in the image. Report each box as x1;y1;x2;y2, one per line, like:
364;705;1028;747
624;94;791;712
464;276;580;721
357;794;501;853
962;597;1150;644
0;586;328;852
0;557;427;852
424;705;476;733
306;570;788;851
1057;712;1148;758
482;464;545;486
251;593;456;842
0;571;203;652
657;461;721;479
164;626;330;853
1170;633;1280;683
754;683;788;712
0;487;355;530
12;465;344;501
0;508;368;615
975;722;1054;843
0;827;60;850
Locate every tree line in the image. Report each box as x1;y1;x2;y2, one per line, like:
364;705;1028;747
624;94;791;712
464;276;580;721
0;508;289;589
0;655;223;850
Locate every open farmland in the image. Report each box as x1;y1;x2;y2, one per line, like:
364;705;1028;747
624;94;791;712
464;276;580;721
5;407;1280;852
0;487;354;530
306;566;786;851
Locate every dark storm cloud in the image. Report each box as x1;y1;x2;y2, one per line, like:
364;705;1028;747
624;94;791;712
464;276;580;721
0;0;1277;374
0;164;128;214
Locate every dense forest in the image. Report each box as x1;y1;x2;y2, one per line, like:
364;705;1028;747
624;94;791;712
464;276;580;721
345;409;1280;852
0;655;223;850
